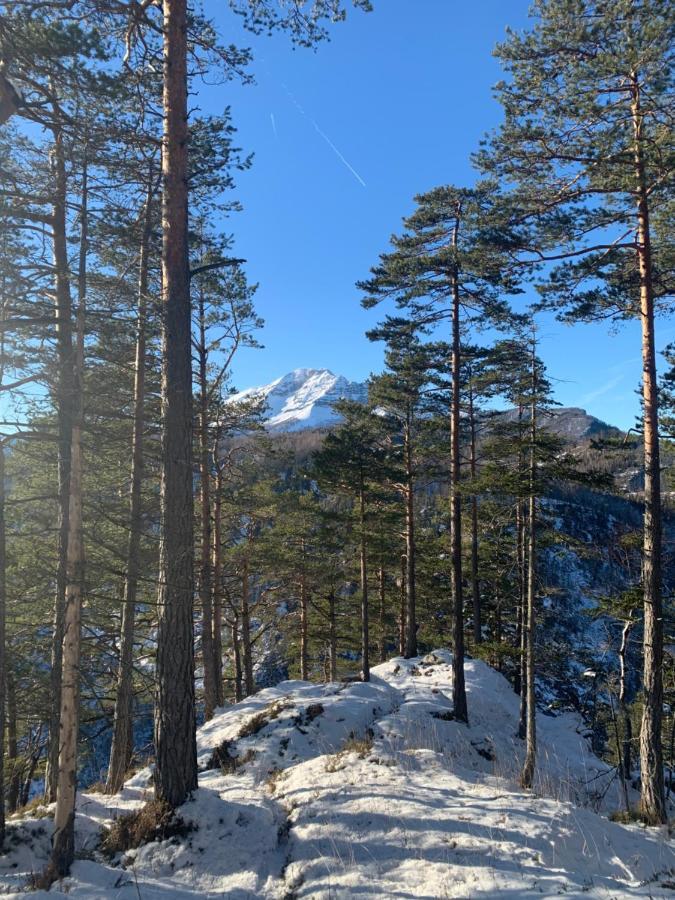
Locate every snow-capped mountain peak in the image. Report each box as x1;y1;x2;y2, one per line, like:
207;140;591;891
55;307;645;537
229;368;367;431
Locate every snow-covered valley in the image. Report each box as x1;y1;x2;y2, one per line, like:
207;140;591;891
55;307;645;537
3;653;673;899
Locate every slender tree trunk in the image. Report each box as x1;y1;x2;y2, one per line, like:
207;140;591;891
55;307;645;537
231;614;243;703
0;442;6;844
468;380;481;645
518;584;528;740
6;668;19;814
197;290;217;720
521;347;537;791
631;73;666;825
154;0;198;810
450;214;467;723
328;591;337;681
619;617;633;784
514;490;525;698
399;553;406;656
493;600;502;671
517;403;528;737
241;559;253;697
106;177;153;795
45;125;74;804
299;546;309;680
212;467;224;706
404;418;417;659
378;564;386;663
50;158;87;876
359;474;370;682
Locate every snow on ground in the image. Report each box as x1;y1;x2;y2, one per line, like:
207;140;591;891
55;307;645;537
1;651;672;898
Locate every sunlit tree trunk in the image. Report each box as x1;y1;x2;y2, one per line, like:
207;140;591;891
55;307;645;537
154;0;198;810
50;157;87;876
631;72;665;825
106;177;153;794
45;124;74;804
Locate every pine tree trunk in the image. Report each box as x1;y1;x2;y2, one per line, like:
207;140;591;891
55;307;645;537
50;159;87;876
399;553;406;656
469;381;481;645
0;442;6;844
520;351;537;791
212;466;224;707
514;493;524;698
631;72;666;825
154;0;198;810
232;615;243;703
619;618;633;782
359;475;370;682
404;418;417;659
241;559;254;697
45;125;74;804
328;591;337;681
6;668;19;815
378;564;386;663
106;177;153;795
197;291;217;720
450;220;467;723
518;589;528;740
300;546;309;680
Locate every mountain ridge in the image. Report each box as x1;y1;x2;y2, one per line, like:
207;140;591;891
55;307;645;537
230;367;620;439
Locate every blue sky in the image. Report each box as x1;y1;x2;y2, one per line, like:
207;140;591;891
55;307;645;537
203;0;673;431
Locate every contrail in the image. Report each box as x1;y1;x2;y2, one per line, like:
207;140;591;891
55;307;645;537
280;82;367;188
270;112;278;140
310;119;367;188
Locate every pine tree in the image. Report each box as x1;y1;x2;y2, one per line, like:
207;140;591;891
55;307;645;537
478;0;674;823
360;182;519;721
313;400;388;681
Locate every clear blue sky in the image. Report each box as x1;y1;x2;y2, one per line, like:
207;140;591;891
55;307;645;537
203;0;674;431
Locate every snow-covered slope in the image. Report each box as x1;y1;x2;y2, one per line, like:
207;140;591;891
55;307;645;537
229;368;367;432
230;368;621;440
6;652;673;898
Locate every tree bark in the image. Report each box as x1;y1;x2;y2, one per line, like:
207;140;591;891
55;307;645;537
197;288;217;720
328;591;337;681
404;416;417;659
106;176;153;795
378;564;386;663
399;553;406;656
6;668;19;815
212;465;224;706
631;72;666;825
231;614;243;703
468;379;481;645
520;344;537;791
0;442;6;844
359;473;370;682
154;0;198;810
619;617;633;783
241;558;254;697
45;124;74;804
450;213;467;723
50;156;87;876
299;544;309;680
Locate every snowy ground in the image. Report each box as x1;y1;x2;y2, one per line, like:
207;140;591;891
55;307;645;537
1;651;673;898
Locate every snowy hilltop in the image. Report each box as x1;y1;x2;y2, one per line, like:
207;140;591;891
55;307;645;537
228;368;368;432
5;652;673;898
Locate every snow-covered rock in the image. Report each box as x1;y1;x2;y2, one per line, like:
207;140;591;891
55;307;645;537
228;368;368;432
3;652;673;898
